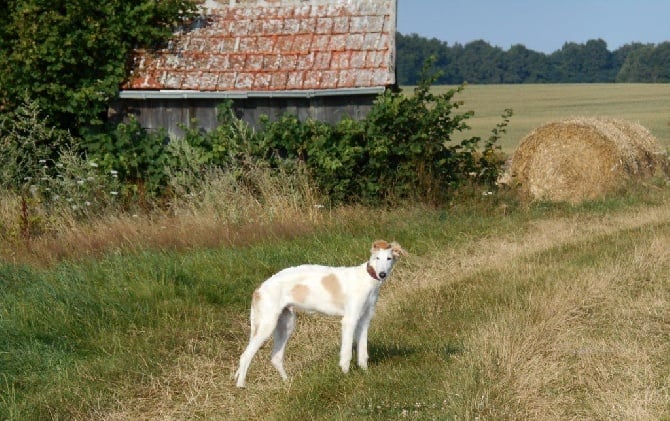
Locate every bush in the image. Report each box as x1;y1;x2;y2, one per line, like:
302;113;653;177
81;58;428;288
82;118;171;203
254;72;511;205
2;74;511;221
0;99;72;192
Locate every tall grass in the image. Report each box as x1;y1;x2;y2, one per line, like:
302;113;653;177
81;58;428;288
2;183;669;419
0;159;325;266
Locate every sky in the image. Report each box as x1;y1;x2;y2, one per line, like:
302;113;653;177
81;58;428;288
396;0;670;54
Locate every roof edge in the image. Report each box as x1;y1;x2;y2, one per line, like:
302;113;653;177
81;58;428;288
118;87;386;100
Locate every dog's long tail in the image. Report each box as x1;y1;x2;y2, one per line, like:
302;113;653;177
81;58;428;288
249;288;261;339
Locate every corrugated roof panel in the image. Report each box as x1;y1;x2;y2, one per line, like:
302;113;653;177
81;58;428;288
122;0;396;94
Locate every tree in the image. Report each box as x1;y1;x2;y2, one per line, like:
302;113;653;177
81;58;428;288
456;40;505;83
395;32;670;84
502;44;549;83
396;33;453;85
617;44;654;82
617;42;670;82
0;0;197;138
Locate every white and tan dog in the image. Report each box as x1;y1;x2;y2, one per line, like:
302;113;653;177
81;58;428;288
234;240;407;388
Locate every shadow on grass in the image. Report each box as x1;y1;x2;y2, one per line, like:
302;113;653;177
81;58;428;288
367;341;463;366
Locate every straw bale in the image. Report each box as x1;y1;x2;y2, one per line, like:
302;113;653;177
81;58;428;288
499;117;669;203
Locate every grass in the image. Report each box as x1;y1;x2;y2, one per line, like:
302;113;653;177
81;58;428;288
421;83;670;152
2;83;670;419
2;186;670;419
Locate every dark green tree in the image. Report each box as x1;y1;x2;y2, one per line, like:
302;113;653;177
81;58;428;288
501;44;549;83
395;32;670;84
549;39;614;82
396;33;453;85
0;0;197;138
456;40;505;83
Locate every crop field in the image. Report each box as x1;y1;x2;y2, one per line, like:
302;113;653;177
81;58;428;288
420;83;670;152
1;84;670;419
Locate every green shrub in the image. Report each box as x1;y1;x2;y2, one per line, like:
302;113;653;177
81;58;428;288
254;71;511;205
3;73;510;213
83;117;171;202
0;98;72;192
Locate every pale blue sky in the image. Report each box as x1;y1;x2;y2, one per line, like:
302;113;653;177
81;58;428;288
397;0;670;53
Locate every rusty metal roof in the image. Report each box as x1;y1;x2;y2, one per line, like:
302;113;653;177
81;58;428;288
121;0;396;98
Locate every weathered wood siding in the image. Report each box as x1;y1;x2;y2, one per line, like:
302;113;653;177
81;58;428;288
113;95;378;137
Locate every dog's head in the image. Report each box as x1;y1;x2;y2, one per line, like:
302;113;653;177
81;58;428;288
368;240;408;281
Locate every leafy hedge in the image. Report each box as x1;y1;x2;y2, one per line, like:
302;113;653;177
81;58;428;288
0;75;511;210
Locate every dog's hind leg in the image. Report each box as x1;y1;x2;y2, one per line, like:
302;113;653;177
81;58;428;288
270;306;296;380
235;301;282;388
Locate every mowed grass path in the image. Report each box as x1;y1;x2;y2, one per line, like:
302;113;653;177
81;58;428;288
130;197;670;420
4;191;668;419
423;84;670;152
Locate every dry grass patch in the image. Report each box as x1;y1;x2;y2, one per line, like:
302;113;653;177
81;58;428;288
462;227;670;419
98;201;670;420
0;164;325;266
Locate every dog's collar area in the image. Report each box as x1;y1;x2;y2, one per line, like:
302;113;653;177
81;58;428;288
366;263;380;281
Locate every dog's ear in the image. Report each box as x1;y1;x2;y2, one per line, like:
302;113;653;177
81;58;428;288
390;242;408;257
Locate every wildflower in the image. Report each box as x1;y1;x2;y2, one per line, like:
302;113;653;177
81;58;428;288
89;161;99;168
110;170;118;175
110;191;118;196
77;179;85;185
39;159;47;163
56;163;64;168
85;201;91;206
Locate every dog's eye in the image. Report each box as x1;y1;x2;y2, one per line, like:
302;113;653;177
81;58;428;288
387;257;392;261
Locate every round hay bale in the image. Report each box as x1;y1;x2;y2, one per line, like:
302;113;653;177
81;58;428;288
500;117;669;203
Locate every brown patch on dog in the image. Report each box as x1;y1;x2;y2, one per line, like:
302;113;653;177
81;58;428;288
321;274;345;308
291;284;310;304
371;239;391;252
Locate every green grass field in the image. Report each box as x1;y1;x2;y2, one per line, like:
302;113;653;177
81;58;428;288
1;84;670;419
419;84;670;152
2;193;669;419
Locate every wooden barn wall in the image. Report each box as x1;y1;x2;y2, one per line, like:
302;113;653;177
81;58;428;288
113;95;377;138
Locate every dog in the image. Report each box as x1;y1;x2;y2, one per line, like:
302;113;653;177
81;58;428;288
234;240;407;388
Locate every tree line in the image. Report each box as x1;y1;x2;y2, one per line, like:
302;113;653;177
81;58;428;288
397;33;670;85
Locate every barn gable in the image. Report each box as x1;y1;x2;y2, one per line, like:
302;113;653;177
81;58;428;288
115;0;397;137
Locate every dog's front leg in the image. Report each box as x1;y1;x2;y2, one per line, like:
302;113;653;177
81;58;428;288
339;314;358;373
355;316;371;370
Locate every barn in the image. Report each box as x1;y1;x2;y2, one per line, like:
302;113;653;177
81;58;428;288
114;0;397;138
